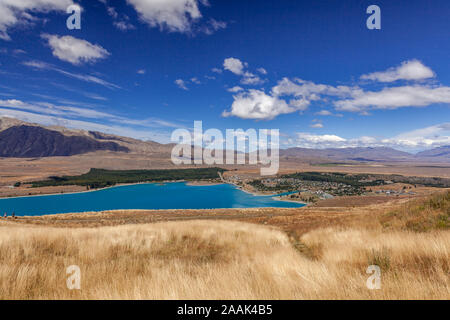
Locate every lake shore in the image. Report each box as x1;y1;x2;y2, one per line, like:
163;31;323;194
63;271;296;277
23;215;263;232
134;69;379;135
0;180;302;202
0;180;223;200
185;181;224;186
0;181;306;216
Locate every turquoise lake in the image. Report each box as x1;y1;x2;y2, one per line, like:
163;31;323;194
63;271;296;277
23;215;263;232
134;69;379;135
0;182;305;216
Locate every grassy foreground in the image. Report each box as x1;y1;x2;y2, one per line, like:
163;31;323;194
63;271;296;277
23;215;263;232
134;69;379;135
1;190;449;299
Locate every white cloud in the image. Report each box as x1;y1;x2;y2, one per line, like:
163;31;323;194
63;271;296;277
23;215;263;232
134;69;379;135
360;60;435;82
211;67;222;74
0;98;116;120
126;0;203;33
101;3;135;31
0;0;73;40
106;6;119;19
335;85;450;112
80;93;108;101
0;109;172;143
190;77;200;84
0;97;182;142
137;69;146;74
310;122;323;128
200;18;226;35
227;86;243;93
315;110;332;116
222;89;293;120
296;133;346;148
223;77;355;120
222;60;448;120
240;71;264;85
257;68;267;75
23;60;120;89
288;98;310;111
114;20;136;31
42;34;110;65
293;123;450;150
223;57;245;75
384;123;450;149
272;77;357;99
175;79;188;90
221;77;355;120
223;58;265;86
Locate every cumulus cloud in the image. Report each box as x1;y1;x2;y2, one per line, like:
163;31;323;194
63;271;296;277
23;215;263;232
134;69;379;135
315;110;332;116
223;57;245;75
270;75;450;116
223;60;449;120
175;79;188;90
223;77;355;120
42;34;110;65
223;58;264;85
360;60;435;82
272;77;357;99
222;89;293;120
103;4;136;31
335;85;450;112
241;72;264;85
296;133;346;148
315;110;343;117
293;123;450;150
288;98;310;111
310;122;323;128
126;0;204;33
0;0;73;40
114;20;136;31
227;86;243;93
190;77;200;84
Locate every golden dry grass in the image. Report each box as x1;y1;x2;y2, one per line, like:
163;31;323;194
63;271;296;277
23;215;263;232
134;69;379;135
0;217;448;299
380;191;449;232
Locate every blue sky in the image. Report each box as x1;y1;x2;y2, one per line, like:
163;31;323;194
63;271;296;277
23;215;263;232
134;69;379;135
0;0;449;152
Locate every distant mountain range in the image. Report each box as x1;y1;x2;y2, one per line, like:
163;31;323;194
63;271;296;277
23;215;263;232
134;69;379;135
280;147;413;162
0;117;448;163
415;146;450;159
280;146;450;163
279;146;450;163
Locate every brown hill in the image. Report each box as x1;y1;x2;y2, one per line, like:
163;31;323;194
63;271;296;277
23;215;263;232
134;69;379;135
0;125;129;157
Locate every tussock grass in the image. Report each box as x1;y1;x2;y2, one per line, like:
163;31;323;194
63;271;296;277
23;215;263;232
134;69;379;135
300;228;449;299
0;218;449;299
380;191;449;232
